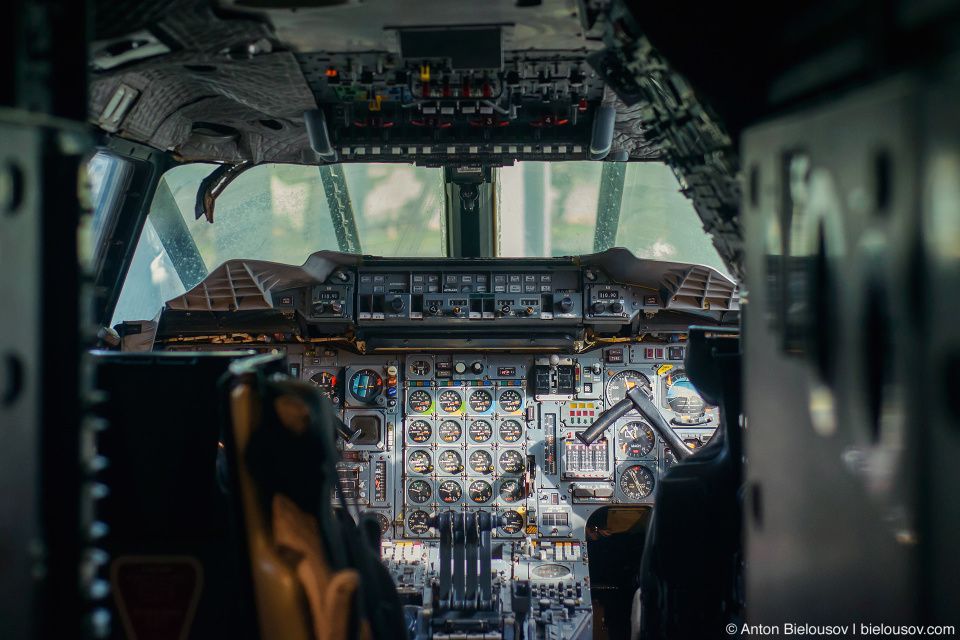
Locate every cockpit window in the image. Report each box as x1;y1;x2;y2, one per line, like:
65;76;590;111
111;158;730;324
161;162;446;269
496;161;730;276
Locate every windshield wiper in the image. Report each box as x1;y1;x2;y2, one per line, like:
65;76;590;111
319;164;362;254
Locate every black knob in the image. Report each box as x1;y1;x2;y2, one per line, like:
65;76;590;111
592;302;605;314
330;302;344;315
427;304;440;316
522;307;535;317
500;305;511;316
450;307;463;317
610;302;624;314
470;362;484;375
558;297;574;313
390;297;405;313
312;302;326;314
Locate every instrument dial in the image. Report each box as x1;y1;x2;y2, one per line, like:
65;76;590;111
619;465;655;500
469;450;494;474
407;509;431;535
407;390;433;414
407;450;432;475
500;510;524;533
407;419;432;443
309;371;340;403
349;369;383;403
618;420;655;457
437;389;463;414
437;450;463;474
438;420;462;443
407;480;432;504
409;360;431;376
499;479;523;503
468;389;493;413
468;480;493;503
664;370;708;416
605;370;652;407
468;420;493;443
373;512;391;535
498;389;523;413
498;419;522;443
498;449;525;473
437;480;463;503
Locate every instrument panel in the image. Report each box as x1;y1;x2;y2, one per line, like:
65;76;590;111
295;344;718;541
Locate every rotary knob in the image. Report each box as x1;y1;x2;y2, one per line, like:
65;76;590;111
592;302;606;314
312;302;326;314
558;297;574;313
390;297;405;313
454;362;467;374
330;302;344;315
609;302;624;314
470;361;484;375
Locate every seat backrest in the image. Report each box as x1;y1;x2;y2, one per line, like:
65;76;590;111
223;354;405;640
636;327;742;639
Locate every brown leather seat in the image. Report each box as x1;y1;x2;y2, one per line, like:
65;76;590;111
225;354;401;640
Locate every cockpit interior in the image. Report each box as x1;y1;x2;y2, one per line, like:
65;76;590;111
2;1;959;640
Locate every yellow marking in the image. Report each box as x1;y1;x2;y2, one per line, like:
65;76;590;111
420;65;430;82
657;364;674;375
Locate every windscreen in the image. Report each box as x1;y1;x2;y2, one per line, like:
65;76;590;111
109;159;729;325
496;161;730;276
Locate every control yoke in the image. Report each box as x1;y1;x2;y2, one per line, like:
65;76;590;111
576;385;693;460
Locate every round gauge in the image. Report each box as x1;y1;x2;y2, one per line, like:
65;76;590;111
407;450;432;475
663;446;678;468
372;512;391;535
498;419;522;443
498;449;525;474
407;390;433;414
468;420;493;443
407;509;431;535
468;389;493;413
438;420;462;443
437;480;463;503
605;370;652;407
407;420;432;443
531;564;572;580
437;389;463;414
498;389;523;413
468;479;493;503
437;450;463;474
407;480;432;504
619;465;655;500
469;450;494;474
409;360;431;376
664;370;707;416
499;479;523;503
309;371;340;403
349;369;383;403
500;510;524;533
618;420;655;458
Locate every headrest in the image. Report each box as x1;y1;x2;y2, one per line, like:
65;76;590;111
683;327;740;407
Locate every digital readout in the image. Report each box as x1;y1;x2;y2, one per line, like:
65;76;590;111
497;367;516;377
596;290;620;300
316;292;341;300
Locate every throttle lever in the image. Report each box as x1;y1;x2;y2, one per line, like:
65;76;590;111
577;385;693;460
